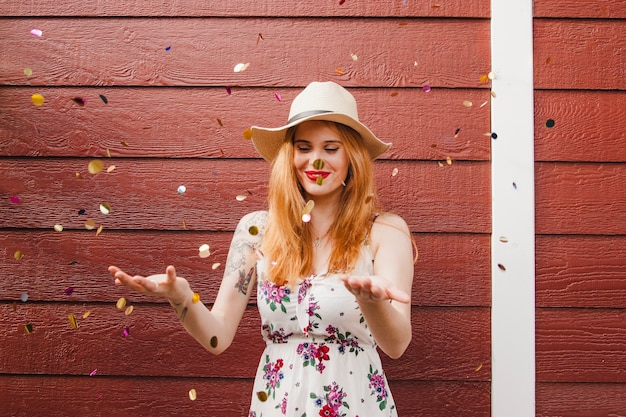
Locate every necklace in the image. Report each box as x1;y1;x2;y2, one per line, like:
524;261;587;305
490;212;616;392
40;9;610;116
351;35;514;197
313;229;330;248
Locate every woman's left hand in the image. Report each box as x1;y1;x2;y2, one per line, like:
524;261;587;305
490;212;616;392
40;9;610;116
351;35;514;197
340;275;410;304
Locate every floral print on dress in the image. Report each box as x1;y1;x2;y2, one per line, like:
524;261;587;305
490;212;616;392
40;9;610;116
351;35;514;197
262;355;285;400
260;279;291;313
310;382;350;417
368;365;393;411
324;324;364;356
297;342;330;373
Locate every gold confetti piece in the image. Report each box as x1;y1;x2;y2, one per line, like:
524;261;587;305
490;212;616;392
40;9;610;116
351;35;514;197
192;293;200;304
124;305;134;316
182;220;187;229
84;219;96;230
390;92;399;97
24;68;33;76
107;165;116;173
83;311;91;319
497;263;506;271
248;226;259;236
233;62;250;73
96;225;103;236
303;200;315;215
106;149;111;158
490;91;497;98
88;159;104;174
257;391;268;402
24;323;33;334
475;363;483;372
210;336;218;348
350;53;358;61
446;156;452;165
215;118;224;127
75;172;83;179
463;100;473;107
316;176;324;186
242;128;253;140
437;161;444;167
499;236;509;243
546;57;552;64
31;93;45;106
54;224;63;232
236;194;247;201
116;297;127;309
391;168;399;177
14;250;25;260
68;314;78;329
480;75;489;83
335;68;345;75
312;159;324;170
120;141;129;147
199;244;211;258
99;203;111;215
212;262;221;270
188;388;197;401
256;33;264;44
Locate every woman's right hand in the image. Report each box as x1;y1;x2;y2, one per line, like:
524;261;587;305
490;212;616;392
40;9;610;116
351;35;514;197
108;265;191;305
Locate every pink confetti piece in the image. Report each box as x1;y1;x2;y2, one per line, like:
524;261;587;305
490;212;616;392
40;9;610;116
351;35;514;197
422;85;431;92
10;196;21;204
90;369;98;377
64;287;74;295
122;327;130;337
30;29;43;37
225;86;232;95
274;92;282;102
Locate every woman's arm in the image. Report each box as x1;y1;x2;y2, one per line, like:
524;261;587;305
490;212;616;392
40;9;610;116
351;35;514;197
341;213;414;358
110;210;266;355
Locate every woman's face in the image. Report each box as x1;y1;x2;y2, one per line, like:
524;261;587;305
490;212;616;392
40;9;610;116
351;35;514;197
293;121;350;200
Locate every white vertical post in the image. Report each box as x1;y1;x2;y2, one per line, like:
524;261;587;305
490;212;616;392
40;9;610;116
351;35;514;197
490;0;536;416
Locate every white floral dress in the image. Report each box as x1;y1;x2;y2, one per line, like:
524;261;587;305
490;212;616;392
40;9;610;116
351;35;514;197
248;244;398;417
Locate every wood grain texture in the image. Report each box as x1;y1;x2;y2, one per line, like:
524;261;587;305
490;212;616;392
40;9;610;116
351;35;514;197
0;158;492;233
0;86;492;161
0;230;490;307
0;17;491;88
536;235;626;308
535;162;626;235
0;304;490;382
536;382;626;417
0;376;491;417
534;19;626;90
536;308;626;383
533;0;626;19
534;90;626;162
0;0;490;18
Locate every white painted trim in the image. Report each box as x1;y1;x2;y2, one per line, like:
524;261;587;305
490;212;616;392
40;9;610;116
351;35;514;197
490;0;536;416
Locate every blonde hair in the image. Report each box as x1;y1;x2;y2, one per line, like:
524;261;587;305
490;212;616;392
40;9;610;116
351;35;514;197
261;121;380;286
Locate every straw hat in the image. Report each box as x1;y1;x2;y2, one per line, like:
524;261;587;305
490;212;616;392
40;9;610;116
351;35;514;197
250;81;392;161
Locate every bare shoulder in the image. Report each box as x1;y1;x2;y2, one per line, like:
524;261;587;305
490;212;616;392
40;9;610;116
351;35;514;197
232;210;268;245
372;212;410;237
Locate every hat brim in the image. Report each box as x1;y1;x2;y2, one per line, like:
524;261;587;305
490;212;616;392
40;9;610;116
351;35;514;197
251;113;391;162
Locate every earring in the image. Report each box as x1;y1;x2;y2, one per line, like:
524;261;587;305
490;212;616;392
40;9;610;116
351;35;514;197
342;180;347;187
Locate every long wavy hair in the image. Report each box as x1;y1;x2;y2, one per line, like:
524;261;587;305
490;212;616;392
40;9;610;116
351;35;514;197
261;121;381;286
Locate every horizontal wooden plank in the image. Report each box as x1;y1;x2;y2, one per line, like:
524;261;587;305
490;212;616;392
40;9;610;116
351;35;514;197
536;382;626;417
533;0;626;19
0;18;491;88
536;235;626;308
0;230;491;307
0;304;490;382
0;376;491;417
536;308;626;383
534;19;626;90
0;0;490;18
0;158;492;233
534;90;626;162
535;162;626;235
0;86;491;161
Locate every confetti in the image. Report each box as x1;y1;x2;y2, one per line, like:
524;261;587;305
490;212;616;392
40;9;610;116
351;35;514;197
99;203;111;215
192;293;200;304
64;287;74;295
83;311;91;319
233;62;250;73
99;94;108;104
480;75;489;83
491;133;498;139
212;262;221;270
189;388;197;401
90;369;98;377
545;119;555;128
21;292;28;302
256;33;264;44
242;128;253;140
313;159;324;170
391;168;399;177
199;244;211;258
335;68;345;75
120;141;129;147
10;196;21;204
84;219;96;230
316;176;324;186
106;165;116;173
475;363;483;372
54;224;64;232
248;226;259;236
30;29;43;37
24;323;33;334
125;305;134;316
72;97;85;106
274;92;282;102
512;182;518;190
488;72;495;80
463;100;473;107
499;236;509;243
257;391;268;402
177;185;187;194
422;85;431;93
88;159;104;174
116;297;127;309
350;53;358;61
122;327;130;337
165;45;171;51
446;156;452;165
68;314;78;329
454;128;461;138
210;336;218;348
302;200;315;223
497;263;506;271
31;93;45;106
225;86;232;95
24;68;33;76
236;194;247;201
14;251;24;260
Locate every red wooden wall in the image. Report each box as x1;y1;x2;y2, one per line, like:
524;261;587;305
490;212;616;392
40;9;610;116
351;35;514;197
0;2;493;416
533;0;626;416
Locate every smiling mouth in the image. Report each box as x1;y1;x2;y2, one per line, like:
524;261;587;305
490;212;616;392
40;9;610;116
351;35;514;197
305;171;330;182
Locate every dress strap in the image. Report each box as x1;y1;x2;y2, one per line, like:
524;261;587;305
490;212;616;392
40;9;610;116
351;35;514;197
364;212;380;246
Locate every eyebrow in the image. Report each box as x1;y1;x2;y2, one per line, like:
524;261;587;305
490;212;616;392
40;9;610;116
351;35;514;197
293;139;342;145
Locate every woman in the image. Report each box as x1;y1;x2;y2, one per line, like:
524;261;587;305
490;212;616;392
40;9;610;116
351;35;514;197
109;81;415;416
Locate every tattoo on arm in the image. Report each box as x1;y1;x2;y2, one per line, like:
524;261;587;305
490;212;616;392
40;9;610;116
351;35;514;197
235;266;255;295
171;302;188;323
